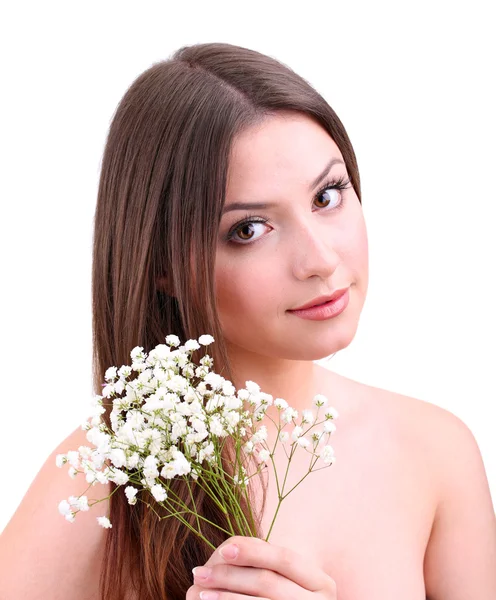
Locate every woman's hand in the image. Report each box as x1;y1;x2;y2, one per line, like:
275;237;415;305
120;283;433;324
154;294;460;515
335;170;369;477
186;535;337;600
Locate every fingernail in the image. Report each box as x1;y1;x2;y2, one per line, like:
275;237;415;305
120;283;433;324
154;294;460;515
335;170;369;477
200;592;219;600
219;543;239;559
192;566;211;579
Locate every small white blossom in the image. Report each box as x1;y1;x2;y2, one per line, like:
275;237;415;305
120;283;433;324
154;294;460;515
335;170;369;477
125;486;139;505
97;516;112;528
251;425;267;444
296;436;311;448
198;335;215;345
279;431;290;443
109;448;127;469
237;389;250;401
324;421;337;434
274;398;288;410
165;335;180;347
55;454;67;468
282;407;298;424
243;441;254;454
109;469;129;486
105;366;118;381
320;445;336;464
258;449;270;462
184;339;200;351
245;381;260;395
324;406;339;420
301;409;315;424
58;499;72;517
66;451;81;469
313;394;329;408
131;345;145;360
151;484;168;502
69;495;90;511
291;425;303;441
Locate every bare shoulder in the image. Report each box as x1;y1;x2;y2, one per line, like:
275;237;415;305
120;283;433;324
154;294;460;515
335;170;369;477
0;424;112;599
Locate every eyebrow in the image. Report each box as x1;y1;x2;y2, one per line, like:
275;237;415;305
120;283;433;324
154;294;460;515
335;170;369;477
222;157;345;215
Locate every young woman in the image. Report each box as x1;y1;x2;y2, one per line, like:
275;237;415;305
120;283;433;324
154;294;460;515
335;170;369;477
1;42;495;600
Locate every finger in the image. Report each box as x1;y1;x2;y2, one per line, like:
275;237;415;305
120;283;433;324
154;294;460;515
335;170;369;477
204;536;328;592
202;535;265;568
187;584;269;600
193;563;298;599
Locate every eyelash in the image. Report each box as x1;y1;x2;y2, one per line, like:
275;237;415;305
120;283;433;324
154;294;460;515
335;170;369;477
225;173;352;245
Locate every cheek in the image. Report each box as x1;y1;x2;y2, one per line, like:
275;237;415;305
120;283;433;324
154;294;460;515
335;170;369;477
214;253;281;335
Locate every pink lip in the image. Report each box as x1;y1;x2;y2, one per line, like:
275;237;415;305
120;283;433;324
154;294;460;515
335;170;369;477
289;288;349;311
287;288;350;321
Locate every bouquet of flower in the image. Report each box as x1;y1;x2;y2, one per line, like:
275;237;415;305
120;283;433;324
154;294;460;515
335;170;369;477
56;334;338;548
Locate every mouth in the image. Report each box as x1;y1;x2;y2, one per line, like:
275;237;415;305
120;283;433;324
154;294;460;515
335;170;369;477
288;288;349;311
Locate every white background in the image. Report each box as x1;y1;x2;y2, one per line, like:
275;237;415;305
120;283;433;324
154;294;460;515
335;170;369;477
1;1;494;534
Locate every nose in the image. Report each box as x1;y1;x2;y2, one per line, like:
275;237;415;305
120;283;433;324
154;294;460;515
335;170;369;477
290;217;340;281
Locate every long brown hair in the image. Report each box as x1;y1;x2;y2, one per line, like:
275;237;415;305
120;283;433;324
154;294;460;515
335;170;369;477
92;41;362;600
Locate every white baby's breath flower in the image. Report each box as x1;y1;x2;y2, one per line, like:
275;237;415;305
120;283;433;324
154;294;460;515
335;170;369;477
125;486;139;505
151;484;168;502
279;431;290;443
323;421;337;434
68;467;78;479
301;409;315;424
282;407;298;424
131;345;145;360
258;449;270;462
320;445;336;464
222;381;236;397
118;364;132;378
161;462;178;479
66;451;80;469
109;448;127;469
166;335;180;347
69;495;90;511
58;499;72;517
55;454;67;468
198;334;215;345
324;406;339;420
184;339;200;352
243;440;254;454
105;366;118;381
236;389;250;401
313;394;329;408
291;425;303;441
97;516;112;528
245;380;261;395
251;425;267;444
311;429;325;442
109;469;129;486
296;436;311;448
96;471;110;484
274;398;288;410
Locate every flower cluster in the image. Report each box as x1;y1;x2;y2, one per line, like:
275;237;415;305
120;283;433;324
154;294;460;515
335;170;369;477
56;334;339;546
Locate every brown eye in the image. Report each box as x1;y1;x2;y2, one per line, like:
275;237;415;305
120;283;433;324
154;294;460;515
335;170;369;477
314;188;341;210
237;223;256;241
226;216;270;245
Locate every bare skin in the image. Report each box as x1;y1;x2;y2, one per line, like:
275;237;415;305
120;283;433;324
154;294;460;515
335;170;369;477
250;366;436;600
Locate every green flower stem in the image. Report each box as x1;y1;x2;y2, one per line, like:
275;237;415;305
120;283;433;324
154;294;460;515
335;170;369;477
209;443;254;536
263;437;298;541
152;493;234;537
142;498;216;551
233;434;258;536
197;461;239;536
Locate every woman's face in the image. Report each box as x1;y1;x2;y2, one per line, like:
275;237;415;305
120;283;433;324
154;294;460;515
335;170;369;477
214;112;369;361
